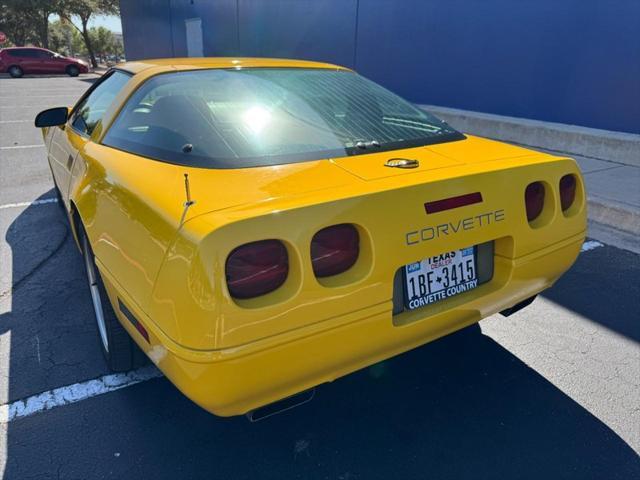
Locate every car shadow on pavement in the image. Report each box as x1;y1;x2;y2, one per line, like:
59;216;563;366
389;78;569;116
2;196;639;479
541;243;640;343
0;190;110;403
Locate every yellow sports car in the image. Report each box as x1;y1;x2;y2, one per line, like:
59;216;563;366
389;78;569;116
35;58;586;417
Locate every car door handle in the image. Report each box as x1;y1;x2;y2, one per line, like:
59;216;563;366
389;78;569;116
67;154;74;170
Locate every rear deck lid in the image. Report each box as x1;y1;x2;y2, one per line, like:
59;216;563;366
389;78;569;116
331;135;541;181
331;146;464;181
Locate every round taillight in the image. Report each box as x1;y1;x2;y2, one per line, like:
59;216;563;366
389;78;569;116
560;174;577;212
311;224;359;278
525;181;545;222
225;240;288;299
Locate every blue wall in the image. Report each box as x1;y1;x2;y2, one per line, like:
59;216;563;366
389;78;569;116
120;0;640;134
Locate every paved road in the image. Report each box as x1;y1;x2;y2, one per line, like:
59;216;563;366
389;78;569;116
0;75;638;479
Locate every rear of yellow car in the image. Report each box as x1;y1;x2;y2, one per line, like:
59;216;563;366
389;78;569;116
113;142;586;417
54;60;586;417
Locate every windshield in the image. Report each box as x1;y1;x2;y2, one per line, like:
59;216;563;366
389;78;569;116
103;68;464;168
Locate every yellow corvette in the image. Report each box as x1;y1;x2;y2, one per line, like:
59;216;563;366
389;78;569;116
35;58;586;417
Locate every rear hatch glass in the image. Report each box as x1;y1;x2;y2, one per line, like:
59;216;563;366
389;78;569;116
103;68;464;169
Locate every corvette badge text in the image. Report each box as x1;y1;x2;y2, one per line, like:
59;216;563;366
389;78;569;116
405;210;505;245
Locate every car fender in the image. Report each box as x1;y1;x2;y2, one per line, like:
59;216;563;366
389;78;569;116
69;142;185;314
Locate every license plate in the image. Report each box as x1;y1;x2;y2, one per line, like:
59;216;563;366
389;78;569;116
404;246;478;310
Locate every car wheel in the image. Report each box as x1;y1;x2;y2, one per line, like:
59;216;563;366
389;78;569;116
8;66;23;78
66;65;80;77
79;224;145;372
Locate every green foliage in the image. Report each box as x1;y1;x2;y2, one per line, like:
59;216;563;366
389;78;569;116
0;0;121;65
92;26;123;57
0;1;33;47
0;0;60;47
48;19;85;56
49;20;122;60
59;0;119;26
57;0;120;67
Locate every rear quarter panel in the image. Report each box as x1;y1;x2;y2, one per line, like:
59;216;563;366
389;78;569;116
69;142;184;314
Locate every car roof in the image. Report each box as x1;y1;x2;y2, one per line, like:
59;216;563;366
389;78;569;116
117;57;349;75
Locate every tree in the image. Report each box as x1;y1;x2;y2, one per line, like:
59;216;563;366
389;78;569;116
48;18;85;56
48;19;70;53
90;25;114;62
58;0;119;68
50;20;121;62
0;0;56;47
29;0;63;49
0;2;31;46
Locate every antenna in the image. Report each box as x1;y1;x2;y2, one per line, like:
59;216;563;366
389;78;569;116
179;173;196;226
183;173;195;207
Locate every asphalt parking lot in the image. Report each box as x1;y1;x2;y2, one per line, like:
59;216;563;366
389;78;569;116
0;74;639;479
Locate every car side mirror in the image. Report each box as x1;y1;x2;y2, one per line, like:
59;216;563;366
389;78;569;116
35;107;68;128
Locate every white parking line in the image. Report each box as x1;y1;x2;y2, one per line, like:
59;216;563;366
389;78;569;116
0;198;58;210
0;120;30;124
581;240;604;252
0;366;163;423
0;144;44;150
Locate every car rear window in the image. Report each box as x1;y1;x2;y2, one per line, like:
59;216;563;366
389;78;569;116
103;68;464;169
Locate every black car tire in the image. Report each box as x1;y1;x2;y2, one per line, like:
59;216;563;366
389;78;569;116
66;65;80;77
78;222;147;372
8;66;23;78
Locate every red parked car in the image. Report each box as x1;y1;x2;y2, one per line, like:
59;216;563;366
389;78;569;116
0;47;90;78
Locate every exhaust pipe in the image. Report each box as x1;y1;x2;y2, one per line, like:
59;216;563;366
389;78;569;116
500;295;537;317
246;388;316;422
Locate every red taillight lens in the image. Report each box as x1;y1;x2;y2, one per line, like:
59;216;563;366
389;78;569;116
225;240;288;299
311;224;359;278
559;174;577;211
525;181;545;222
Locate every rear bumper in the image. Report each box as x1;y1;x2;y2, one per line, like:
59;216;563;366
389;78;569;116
112;231;584;416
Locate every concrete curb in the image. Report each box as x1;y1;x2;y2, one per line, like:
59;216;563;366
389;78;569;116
588;196;640;237
587;220;639;254
420;105;640;167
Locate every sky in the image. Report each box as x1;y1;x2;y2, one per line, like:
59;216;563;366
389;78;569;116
50;14;123;34
89;15;123;34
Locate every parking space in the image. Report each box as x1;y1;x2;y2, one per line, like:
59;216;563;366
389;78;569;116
0;75;638;479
